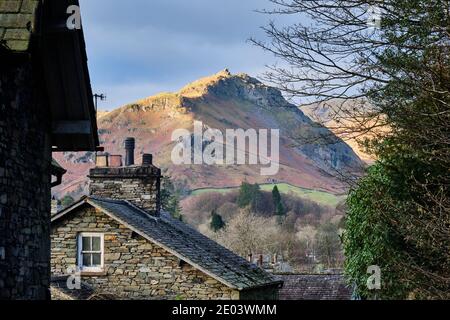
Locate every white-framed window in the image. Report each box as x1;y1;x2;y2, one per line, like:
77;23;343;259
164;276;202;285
77;233;104;272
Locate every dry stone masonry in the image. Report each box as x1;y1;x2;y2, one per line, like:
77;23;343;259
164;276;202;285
50;140;281;300
51;207;239;300
0;58;52;300
89;165;161;215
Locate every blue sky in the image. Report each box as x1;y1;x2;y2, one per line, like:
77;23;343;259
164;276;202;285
79;0;293;110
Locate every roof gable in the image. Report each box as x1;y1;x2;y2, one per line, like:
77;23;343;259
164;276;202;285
52;197;283;291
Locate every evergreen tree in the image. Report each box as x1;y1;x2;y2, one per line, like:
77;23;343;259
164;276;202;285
160;173;182;220
272;185;285;216
275;202;285;217
256;0;450;299
210;209;226;232
237;182;252;208
60;195;75;208
237;182;261;211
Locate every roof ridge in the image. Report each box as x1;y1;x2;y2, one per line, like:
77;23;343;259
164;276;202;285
88;196;159;222
274;273;345;276
88;196;125;204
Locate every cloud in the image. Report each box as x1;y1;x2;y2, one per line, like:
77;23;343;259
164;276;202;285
93;82;173;111
79;0;290;109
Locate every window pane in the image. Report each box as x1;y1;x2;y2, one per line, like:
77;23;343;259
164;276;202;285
82;253;92;267
92;237;101;251
82;237;91;251
92;253;101;266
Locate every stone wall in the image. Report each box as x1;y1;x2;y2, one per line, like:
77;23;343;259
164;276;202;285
0;57;52;299
89;166;161;215
51;206;240;300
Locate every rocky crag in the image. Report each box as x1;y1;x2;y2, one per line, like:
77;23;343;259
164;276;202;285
53;70;363;198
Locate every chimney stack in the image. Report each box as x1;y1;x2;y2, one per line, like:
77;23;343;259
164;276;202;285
89;137;161;216
124;137;135;166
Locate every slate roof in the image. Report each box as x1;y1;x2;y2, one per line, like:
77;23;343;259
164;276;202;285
52;196;283;291
0;0;40;51
277;274;353;300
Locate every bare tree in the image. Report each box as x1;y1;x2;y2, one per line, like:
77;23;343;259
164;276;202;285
252;0;450;298
251;0;449;145
213;207;280;257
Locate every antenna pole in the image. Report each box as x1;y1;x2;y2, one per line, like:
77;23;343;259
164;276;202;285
93;93;107;112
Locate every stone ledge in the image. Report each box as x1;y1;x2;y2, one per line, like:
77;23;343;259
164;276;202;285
89;165;161;178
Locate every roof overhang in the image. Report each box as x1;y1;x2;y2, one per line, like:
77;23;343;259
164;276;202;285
1;0;101;152
39;0;100;151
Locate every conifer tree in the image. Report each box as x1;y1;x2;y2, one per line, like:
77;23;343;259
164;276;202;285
210;209;226;232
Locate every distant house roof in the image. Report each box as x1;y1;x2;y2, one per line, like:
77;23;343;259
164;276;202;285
52;197;283;291
0;0;100;152
277;274;353;300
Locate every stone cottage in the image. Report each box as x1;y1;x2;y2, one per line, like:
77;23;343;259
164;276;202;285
0;0;100;299
50;140;283;300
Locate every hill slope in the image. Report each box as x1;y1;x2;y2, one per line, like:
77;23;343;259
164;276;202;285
53;70;363;198
300;100;389;163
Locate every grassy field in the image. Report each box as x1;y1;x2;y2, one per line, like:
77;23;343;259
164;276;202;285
191;183;346;207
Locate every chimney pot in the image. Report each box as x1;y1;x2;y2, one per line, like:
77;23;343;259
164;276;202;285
124;137;135;166
142;154;153;166
109;155;123;167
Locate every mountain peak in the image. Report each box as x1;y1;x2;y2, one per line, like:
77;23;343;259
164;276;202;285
179;69;234;98
178;70;293;110
218;68;232;77
119;70;293;117
56;70;363;199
